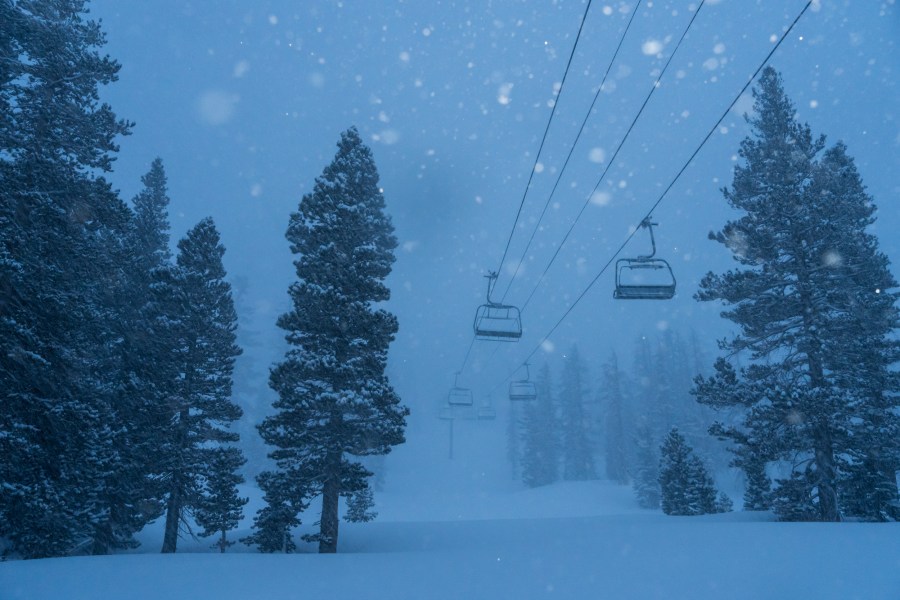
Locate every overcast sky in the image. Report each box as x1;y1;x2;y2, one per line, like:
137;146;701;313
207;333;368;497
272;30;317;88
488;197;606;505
90;0;899;493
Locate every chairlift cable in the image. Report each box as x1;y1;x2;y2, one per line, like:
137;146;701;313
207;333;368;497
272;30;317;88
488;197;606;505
489;0;814;395
494;0;594;282
518;0;707;314
499;0;644;304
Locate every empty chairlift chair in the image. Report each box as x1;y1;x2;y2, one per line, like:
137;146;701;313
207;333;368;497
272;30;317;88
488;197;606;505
473;271;523;341
508;363;537;401
614;218;676;300
448;384;474;406
477;402;497;420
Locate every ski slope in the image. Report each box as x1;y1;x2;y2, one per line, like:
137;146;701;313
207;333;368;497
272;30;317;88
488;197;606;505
1;480;898;600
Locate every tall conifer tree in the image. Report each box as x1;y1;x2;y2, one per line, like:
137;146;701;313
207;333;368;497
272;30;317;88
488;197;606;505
694;67;900;521
559;346;596;480
521;364;559;488
157;218;244;552
255;127;407;553
602;352;629;484
0;0;133;558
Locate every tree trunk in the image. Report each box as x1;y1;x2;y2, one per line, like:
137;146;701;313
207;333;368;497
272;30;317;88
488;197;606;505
161;487;180;553
814;419;841;522
318;453;342;554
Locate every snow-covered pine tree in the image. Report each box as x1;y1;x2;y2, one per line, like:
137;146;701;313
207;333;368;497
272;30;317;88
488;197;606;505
255;127;408;553
687;454;718;516
693;67;900;521
659;428;694;515
506;401;524;480
601;352;629;484
559;345;596;481
195;447;248;553
659;427;719;516
632;420;660;509
89;159;177;554
521;363;559;488
344;481;377;524
156;218;244;553
0;0;134;558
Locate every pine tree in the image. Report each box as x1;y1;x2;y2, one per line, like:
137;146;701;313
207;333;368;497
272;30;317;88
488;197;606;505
559;346;596;481
659;428;720;516
344;482;377;523
601;352;629;484
156;218;244;553
694;67;900;521
632;420;660;509
255;127;408;553
687;455;718;516
0;0;133;558
521;363;559;488
195;447;248;552
89;158;175;555
506;401;524;480
659;428;694;515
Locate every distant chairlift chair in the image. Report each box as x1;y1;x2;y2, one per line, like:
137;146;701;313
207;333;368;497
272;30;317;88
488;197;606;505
614;217;676;300
474;271;523;341
508;362;537;401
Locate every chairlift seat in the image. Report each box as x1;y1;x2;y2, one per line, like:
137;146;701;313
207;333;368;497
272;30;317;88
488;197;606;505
614;258;676;300
448;387;474;406
477;405;497;420
474;302;522;340
509;380;537;401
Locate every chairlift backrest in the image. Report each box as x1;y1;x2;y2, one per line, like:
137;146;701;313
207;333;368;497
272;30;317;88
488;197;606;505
474;303;522;340
509;380;536;401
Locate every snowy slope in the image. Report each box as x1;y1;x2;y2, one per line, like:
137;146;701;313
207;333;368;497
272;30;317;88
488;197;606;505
2;481;898;600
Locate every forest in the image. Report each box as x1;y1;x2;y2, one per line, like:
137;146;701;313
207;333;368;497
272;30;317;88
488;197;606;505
1;0;898;567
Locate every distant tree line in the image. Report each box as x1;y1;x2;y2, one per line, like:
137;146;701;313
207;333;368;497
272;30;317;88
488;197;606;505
507;330;729;515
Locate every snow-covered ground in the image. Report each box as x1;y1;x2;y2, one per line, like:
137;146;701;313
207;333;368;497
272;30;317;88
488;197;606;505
1;480;898;600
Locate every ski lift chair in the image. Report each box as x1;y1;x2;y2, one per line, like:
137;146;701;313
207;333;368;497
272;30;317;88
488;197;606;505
448;386;474;406
508;363;537;401
473;271;522;341
614;218;676;300
477;401;497;420
448;372;474;406
509;380;537;401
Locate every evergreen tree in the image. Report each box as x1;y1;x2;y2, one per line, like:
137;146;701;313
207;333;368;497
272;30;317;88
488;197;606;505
632;420;660;509
195;447;248;553
506;401;524;480
255;127;408;553
687;455;718;516
559;346;596;481
694;67;900;521
344;482;377;523
659;428;719;516
521;363;559;488
0;0;133;558
89;158;176;555
156;218;244;552
659;428;695;515
601;352;629;484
